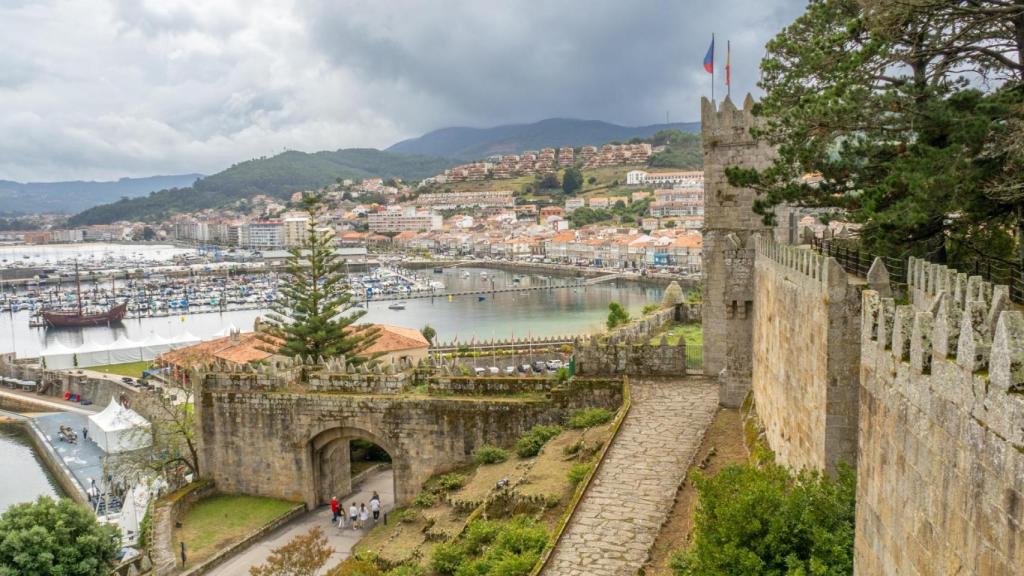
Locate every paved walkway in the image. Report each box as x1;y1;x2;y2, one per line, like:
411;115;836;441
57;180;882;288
209;468;395;575
0;388;97;415
542;377;718;576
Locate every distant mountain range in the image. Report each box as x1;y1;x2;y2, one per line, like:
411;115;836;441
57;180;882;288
0;174;202;215
64;117;703;225
387;118;701;160
67;149;455;226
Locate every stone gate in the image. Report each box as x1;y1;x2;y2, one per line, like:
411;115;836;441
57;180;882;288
193;361;622;508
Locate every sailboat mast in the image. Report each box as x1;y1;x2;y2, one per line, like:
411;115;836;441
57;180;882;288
75;261;82;316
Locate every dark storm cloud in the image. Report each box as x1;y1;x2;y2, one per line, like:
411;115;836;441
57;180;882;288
301;0;805;129
0;0;806;182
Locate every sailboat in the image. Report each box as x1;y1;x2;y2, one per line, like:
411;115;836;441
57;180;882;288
41;262;127;328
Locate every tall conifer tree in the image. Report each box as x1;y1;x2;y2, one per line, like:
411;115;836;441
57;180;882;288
259;192;379;362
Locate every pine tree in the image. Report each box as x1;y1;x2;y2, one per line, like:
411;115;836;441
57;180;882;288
259;193;379;362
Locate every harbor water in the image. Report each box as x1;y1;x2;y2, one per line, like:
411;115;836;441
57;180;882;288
0;266;665;358
0;421;65;514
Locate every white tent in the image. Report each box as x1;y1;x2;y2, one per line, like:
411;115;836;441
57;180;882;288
87;399;152;454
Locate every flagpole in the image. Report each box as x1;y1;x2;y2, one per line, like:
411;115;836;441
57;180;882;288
711;33;715;103
727;40;731;98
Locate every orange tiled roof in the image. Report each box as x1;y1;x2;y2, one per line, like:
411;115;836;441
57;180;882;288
356;324;430;354
161;332;277;367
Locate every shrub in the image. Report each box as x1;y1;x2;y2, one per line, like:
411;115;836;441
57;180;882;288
669;463;856;576
391;508;417;523
567;408;614;429
563;439;584;457
385;565;425;576
567;462;593;486
554;367;570;384
462;519;501;555
412;491;437;508
642;303;661;315
474;445;510;465
515;425;563;458
435;472;467;493
330;557;381;576
430;542;468;576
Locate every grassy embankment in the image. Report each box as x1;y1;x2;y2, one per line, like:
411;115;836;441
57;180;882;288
88;361;152;378
173;494;296;568
346;410;618;574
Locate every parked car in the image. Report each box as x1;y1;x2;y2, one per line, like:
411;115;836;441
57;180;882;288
532;360;547;373
488;366;500;375
474;367;486;376
546;359;564;370
504;366;516;375
519;364;531;374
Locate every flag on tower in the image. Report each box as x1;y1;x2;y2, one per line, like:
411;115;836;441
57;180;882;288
724;39;733;95
703;35;715;74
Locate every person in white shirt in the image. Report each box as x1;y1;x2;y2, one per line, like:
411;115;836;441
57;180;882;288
370;496;381;522
358;503;369;528
348;503;358;530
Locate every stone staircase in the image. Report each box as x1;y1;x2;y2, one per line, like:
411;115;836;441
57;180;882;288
541;377;718;576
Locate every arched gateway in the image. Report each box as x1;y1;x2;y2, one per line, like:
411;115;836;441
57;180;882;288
194;364;622;509
310;426;403;506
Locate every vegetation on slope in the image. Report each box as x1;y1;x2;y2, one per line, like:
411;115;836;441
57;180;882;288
68;149;455;225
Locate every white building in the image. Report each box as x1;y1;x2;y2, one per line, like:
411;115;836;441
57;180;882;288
368;206;443;233
283;215;311;247
626;170;704;187
565;198;585;213
241;221;285;251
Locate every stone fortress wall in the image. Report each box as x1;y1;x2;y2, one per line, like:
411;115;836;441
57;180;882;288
751;237;864;474
854;258;1024;574
193;361;623;509
702;95;1023;574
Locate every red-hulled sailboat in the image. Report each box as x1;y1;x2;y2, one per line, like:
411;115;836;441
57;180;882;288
41;262;127;328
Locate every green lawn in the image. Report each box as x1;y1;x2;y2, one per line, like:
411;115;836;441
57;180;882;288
173;494;296;567
651;323;703;348
89;361;152;378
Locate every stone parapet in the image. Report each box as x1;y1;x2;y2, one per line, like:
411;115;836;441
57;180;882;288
855;261;1024;574
573;334;686;377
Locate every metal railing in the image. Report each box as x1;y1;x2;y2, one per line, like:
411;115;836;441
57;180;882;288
812;237;1023;304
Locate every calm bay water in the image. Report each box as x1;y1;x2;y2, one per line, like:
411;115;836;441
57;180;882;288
0;422;64;513
0;266;664;358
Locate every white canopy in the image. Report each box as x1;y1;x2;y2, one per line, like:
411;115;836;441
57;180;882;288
87;399;152;454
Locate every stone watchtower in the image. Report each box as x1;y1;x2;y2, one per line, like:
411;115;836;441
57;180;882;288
700;95;775;407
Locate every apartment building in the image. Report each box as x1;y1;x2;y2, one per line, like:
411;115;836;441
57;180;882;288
283;215;311;247
625;170;704;187
416;190;514;210
240;221;285;251
368;206;442;233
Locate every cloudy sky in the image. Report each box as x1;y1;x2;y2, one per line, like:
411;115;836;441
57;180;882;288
0;0;806;182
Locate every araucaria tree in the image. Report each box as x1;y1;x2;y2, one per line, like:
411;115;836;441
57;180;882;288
259;192;379;362
729;0;1024;267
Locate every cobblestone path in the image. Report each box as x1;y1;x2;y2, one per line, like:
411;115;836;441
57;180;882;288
542;377;718;576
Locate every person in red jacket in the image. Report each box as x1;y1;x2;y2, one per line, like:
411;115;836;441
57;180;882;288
330;496;340;526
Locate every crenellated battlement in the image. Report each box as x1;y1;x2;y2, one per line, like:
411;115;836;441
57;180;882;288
700;94;760;147
864;259;1019;402
755;235;850;292
856;257;1024;573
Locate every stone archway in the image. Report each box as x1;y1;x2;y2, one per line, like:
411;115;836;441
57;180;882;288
309;426;404;508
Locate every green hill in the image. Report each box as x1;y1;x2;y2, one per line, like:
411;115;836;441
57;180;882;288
387;118;701;160
68;149;456;225
0;174;201;215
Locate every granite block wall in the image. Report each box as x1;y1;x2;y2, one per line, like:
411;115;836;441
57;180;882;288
854;259;1023;575
752;238;863;474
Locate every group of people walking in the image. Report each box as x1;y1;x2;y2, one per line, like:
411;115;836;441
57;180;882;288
330;491;382;530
